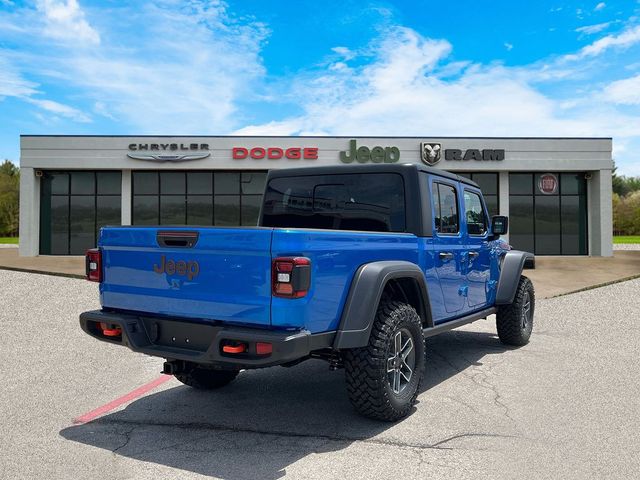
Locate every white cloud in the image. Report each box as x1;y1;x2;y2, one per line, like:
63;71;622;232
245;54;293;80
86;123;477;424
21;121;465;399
36;0;100;45
236;26;640;175
576;22;611;35
0;58;38;98
331;46;356;60
595;2;606;11
603;74;640;104
24;97;91;122
565;24;640;60
0;1;268;133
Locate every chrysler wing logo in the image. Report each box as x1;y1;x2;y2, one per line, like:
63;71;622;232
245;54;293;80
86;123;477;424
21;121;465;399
420;142;441;165
127;153;211;162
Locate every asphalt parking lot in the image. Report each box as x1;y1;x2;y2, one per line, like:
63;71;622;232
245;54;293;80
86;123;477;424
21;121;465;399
1;269;639;479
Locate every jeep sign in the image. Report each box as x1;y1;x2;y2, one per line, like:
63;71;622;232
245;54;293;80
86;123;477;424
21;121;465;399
340;139;400;163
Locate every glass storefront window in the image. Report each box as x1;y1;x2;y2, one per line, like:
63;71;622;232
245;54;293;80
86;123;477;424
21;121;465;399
509;173;533;195
133;172;158;195
186;195;212;225
71;172;95;195
457;172;499;217
214;195;240;225
187;172;212;195
132;196;158;225
160;196;186;224
160;172;186;195
509;195;535;253
508;173;587;255
534;196;561;254
241;172;267;195
97;172;121;195
50;173;69;195
40;171;122;255
132;171;266;228
215;173;240;194
241;195;262;225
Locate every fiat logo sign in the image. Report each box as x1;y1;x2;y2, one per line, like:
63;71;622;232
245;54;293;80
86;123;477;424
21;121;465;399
538;173;558;195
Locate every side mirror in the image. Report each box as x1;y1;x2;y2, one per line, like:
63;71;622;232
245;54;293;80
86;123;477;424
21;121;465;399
491;215;508;237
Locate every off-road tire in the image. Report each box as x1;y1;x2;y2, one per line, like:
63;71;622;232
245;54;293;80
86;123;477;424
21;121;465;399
175;366;239;390
496;275;535;346
343;300;425;421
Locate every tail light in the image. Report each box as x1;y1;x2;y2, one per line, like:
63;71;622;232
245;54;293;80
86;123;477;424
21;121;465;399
272;257;311;298
86;248;102;282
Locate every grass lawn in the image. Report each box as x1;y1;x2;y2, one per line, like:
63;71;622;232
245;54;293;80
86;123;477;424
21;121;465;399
0;237;19;244
613;235;640;244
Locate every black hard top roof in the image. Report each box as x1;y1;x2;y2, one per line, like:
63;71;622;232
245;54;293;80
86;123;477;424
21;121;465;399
266;163;480;189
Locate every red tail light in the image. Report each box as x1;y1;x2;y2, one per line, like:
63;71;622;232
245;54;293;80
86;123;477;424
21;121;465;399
272;257;311;298
86;248;102;282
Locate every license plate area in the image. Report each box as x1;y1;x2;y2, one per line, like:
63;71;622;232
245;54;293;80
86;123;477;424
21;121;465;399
141;317;216;352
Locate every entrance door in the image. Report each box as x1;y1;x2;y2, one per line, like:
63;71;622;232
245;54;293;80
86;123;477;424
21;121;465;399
508;173;588;255
430;180;466;316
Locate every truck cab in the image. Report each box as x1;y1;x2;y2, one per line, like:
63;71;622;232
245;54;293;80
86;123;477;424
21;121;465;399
80;164;535;421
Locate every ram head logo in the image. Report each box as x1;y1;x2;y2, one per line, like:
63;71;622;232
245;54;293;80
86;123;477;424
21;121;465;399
421;142;442;165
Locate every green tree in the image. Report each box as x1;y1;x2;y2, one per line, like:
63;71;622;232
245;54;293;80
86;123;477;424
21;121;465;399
612;161;640;197
0;160;20;237
613;191;640;236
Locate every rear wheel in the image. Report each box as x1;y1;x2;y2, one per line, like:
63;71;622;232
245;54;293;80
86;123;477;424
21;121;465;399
496;275;535;346
175;364;239;390
343;300;425;421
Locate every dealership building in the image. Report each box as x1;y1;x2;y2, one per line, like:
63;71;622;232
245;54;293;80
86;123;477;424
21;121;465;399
19;135;613;257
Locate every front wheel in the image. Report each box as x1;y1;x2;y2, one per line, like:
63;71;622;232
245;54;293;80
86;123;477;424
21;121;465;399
343;300;425;421
496;275;535;346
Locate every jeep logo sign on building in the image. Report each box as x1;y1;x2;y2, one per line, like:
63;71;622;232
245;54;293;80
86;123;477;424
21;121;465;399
340;139;400;163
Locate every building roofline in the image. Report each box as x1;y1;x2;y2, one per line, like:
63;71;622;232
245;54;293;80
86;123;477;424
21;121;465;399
19;134;614;140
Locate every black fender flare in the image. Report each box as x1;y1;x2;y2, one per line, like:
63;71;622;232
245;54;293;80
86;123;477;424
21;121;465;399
495;250;535;305
333;261;432;349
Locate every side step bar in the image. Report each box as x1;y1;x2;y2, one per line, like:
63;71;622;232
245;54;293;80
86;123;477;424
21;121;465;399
423;307;497;338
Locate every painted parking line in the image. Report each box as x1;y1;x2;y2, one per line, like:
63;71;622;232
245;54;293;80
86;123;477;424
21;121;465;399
73;374;173;424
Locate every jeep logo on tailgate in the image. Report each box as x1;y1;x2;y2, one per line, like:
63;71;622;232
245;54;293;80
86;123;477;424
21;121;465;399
153;255;200;280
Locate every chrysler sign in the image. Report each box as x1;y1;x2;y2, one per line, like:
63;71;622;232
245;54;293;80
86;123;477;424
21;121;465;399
127;143;210;162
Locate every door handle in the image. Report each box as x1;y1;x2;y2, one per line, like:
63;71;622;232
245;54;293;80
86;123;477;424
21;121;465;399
468;251;479;259
439;252;454;260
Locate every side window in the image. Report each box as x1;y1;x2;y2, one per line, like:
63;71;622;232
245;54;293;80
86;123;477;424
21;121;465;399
464;190;487;235
433;182;459;234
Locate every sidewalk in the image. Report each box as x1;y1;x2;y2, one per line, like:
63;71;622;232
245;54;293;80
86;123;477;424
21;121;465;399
0;248;84;278
0;247;639;298
527;251;640;298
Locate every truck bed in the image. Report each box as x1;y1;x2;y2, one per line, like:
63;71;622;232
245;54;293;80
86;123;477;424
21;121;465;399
98;226;421;333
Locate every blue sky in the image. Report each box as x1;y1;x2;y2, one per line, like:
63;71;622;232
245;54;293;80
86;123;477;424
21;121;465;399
1;0;640;175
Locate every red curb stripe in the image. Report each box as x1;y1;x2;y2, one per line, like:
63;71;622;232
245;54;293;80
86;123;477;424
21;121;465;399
73;374;173;424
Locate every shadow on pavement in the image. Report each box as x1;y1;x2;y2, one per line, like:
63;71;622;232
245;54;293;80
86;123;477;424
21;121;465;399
60;329;510;479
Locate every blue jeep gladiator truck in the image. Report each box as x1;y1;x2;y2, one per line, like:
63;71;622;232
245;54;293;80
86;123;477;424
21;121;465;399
80;163;535;421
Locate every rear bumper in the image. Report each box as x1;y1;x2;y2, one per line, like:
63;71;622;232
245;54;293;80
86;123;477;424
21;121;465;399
79;310;334;369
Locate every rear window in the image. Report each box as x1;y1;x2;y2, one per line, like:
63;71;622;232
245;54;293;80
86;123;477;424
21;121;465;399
261;173;406;232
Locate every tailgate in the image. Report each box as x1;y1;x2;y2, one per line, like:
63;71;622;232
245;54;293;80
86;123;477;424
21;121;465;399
99;227;273;326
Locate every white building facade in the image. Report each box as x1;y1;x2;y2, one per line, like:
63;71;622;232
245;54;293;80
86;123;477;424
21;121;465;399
19;135;613;257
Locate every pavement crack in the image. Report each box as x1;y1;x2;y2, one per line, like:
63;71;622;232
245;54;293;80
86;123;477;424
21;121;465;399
95;419;456;451
430;347;516;425
429;432;521;448
112;425;136;454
